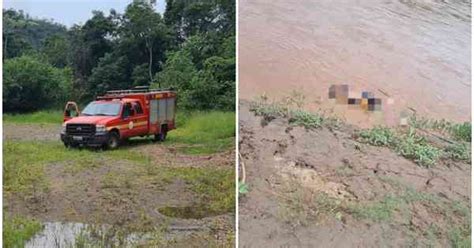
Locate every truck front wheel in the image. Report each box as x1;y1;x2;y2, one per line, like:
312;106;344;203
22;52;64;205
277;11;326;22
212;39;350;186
106;132;120;149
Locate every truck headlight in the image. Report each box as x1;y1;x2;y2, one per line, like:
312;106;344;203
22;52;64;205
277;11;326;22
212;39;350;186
96;124;107;134
61;123;66;134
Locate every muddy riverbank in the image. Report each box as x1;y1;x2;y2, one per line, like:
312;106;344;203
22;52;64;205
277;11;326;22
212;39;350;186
238;100;470;247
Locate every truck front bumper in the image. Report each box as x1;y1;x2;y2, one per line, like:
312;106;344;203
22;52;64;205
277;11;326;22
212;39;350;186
61;133;109;147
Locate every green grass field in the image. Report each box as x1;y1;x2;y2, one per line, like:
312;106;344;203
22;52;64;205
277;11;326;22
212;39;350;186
3;110;64;124
3;109;235;246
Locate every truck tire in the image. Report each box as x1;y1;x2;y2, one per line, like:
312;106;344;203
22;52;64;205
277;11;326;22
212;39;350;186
106;131;120;149
154;125;168;142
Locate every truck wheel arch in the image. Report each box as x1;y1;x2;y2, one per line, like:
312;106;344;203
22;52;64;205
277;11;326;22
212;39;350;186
105;129;121;149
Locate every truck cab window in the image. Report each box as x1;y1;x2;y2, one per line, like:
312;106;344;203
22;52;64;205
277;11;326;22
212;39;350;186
133;102;144;115
123;103;134;118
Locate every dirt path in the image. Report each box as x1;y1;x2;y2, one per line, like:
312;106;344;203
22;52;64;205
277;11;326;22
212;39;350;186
239;101;470;247
3;123;60;141
4;123;235;246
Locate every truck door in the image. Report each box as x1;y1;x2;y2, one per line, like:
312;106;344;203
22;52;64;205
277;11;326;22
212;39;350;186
63;102;80;122
121;102;147;138
131;101;148;136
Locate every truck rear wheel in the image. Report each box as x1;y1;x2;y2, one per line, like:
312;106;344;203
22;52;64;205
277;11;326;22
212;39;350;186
106;132;120;149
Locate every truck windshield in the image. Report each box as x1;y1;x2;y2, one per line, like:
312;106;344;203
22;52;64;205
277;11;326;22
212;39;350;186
81;102;121;116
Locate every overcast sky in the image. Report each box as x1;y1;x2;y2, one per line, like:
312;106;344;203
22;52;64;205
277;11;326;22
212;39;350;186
3;0;166;27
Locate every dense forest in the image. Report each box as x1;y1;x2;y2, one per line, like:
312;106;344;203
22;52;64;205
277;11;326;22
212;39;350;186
3;0;235;113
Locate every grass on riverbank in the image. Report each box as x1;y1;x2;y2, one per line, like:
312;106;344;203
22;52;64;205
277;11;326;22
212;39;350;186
358;126;471;167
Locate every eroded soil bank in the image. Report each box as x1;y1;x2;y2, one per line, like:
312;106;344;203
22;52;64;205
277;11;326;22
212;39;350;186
4;123;235;247
238;101;470;247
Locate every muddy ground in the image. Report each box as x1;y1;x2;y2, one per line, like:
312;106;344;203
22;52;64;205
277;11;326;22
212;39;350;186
4;123;235;247
238;101;470;247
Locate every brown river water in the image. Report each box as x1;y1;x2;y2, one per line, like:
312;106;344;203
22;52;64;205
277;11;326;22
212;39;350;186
239;0;471;127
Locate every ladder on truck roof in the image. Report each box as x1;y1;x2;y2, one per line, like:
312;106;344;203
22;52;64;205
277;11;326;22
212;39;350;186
105;86;174;95
97;86;175;100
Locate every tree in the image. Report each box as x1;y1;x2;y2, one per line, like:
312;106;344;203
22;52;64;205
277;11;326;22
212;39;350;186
42;34;69;67
3;55;72;112
121;1;171;83
87;53;130;97
68;11;115;97
154;49;197;90
3;9;67;59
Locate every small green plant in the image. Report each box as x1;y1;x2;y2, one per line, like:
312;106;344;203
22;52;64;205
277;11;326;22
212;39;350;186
395;129;440;167
250;101;286;122
451;122;471;142
444;143;471;162
358;127;440;167
289;110;324;129
239;181;249;195
358;126;395;146
409;116;471;142
349;195;402;222
278;181;342;227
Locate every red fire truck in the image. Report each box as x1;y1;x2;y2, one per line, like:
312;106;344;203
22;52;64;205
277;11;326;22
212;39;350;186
60;87;176;149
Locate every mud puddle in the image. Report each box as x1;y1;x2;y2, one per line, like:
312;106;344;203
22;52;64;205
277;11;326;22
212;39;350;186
26;221;208;247
239;0;471;127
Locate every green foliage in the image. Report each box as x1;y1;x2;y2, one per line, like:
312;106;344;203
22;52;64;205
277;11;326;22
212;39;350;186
41;34;70;67
250;99;332;129
289;110;324;129
409;116;471;142
278;185;342;227
358;127;395;146
451;122;471;142
4;0;234;113
3;110;63;124
156;50;198;91
448;225;471;248
3;55;73;112
155;32;235;110
3;215;43;248
3;9;67;59
358;127;440;167
239;181;249;195
87;53;130;96
394;129;440;167
167;111;235;154
249;101;286;121
444;143;471;162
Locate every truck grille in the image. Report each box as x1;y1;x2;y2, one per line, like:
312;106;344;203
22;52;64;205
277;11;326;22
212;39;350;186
66;124;95;136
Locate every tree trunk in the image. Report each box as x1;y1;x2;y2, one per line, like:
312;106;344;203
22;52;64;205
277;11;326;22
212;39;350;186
147;39;154;84
4;35;8;59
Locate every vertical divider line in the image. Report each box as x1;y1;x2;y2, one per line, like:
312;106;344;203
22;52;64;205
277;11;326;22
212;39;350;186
235;0;240;246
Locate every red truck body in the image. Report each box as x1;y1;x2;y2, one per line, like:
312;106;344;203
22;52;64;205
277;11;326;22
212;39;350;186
61;88;176;148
